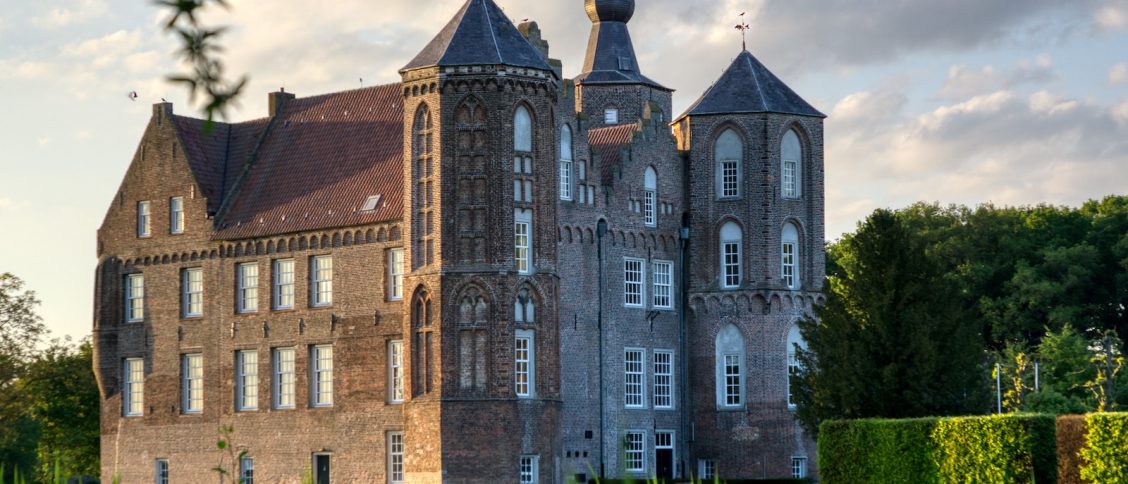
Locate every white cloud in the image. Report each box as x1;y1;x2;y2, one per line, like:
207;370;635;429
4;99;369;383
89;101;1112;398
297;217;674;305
1113;100;1128;126
31;0;108;29
1111;63;1128;84
61;30;144;69
939;56;1056;100
1096;4;1128;29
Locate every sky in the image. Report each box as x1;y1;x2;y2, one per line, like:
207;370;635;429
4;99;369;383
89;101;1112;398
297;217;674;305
1;0;1127;341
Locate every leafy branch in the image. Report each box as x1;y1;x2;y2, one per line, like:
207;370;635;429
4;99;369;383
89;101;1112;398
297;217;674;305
157;0;247;125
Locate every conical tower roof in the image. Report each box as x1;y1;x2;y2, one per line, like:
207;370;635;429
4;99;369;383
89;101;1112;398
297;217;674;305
401;0;552;73
678;50;824;120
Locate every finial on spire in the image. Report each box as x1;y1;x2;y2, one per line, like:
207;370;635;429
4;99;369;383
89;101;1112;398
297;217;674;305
735;12;749;51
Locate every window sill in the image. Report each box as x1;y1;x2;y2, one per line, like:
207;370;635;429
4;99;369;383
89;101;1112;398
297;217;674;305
181;315;203;321
272;307;297;313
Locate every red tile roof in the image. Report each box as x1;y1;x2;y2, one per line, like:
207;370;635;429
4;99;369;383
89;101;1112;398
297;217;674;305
173;117;270;215
588;123;637;185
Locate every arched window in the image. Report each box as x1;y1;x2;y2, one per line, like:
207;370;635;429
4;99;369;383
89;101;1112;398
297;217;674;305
513;105;535;274
514;106;532;152
644;167;657;227
412;289;434;396
715;129;743;199
457;287;489;392
787;324;807;408
560;125;573;200
514;287;536;324
514;286;537;399
715;324;745;408
413;104;435;268
781;130;802;199
720;222;742;288
782;222;800;290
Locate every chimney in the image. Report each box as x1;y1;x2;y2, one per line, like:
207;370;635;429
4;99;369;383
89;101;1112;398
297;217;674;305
269;89;296;117
153;102;173;118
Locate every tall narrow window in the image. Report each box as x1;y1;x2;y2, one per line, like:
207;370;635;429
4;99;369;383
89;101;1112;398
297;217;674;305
788;325;807;409
624;431;645;472
124;357;144;416
181;354;202;414
791;457;808;478
169;197;184;234
654;350;673;409
720;222;742;288
624;348;644;408
715;129;743;199
273;259;294;310
515;209;532;274
520;455;539;484
237;263;258;314
240;457;254;484
413;292;434;396
273;347;295;409
137;200;151;237
514;106;535;204
644;167;657;226
652;261;673;309
387;432;404;484
181;268;203;318
782;130;802;199
125;273;144;322
515;329;535;398
624;258;645;307
413;104;435;268
236;350;258;411
782;223;801;290
388;340;404;403
716;324;745;408
310;256;333;307
387;249;404;301
311;345;333;407
154;459;169;484
560;125;573;200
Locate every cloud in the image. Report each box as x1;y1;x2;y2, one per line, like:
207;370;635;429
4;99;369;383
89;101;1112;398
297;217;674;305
1095;4;1128;29
1113;100;1128;126
939;55;1057;100
0;198;12;210
31;0;107;29
1111;63;1128;84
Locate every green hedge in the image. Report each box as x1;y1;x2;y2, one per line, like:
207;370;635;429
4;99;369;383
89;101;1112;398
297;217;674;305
1079;413;1128;482
818;418;939;483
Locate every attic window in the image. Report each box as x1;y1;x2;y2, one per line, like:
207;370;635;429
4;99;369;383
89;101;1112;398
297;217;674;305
361;195;382;212
618;57;632;71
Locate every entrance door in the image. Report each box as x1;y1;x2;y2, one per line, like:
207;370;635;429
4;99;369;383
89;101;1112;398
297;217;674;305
655;431;674;479
314;454;331;484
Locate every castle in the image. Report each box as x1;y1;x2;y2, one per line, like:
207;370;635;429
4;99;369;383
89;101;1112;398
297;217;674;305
92;0;825;481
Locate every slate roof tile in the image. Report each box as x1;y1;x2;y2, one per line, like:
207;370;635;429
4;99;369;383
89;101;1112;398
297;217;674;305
679;50;824;120
402;0;552;73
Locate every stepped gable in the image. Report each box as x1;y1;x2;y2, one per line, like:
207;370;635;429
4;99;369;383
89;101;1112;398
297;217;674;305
172;116;269;215
588;123;637;185
679;50;824;120
401;0;552;73
214;84;405;240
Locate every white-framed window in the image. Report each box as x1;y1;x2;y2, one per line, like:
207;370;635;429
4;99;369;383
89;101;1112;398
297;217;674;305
782;222;801;290
273;259;294;310
311;345;333;407
169;197;184;234
792;456;808;478
624;348;645;408
388;340;404;403
515;209;532;274
273;347;295;409
154;458;169;484
182;353;203;414
716;324;746;409
720;222;742;288
655;431;674;472
137;200;151;237
310;256;333;307
782;129;802;199
654;350;673;409
624;258;645;307
624;431;645;473
515;329;535;398
698;459;715;479
560;125;573;200
387;431;404;484
181;268;203;318
520;455;539;484
715;129;743;199
604;107;619;125
788;325;807;409
237;263;258;314
125;273;144;322
644;167;657;226
124;357;144;416
236;350;258;411
387;249;404;301
652;260;673;309
240;457;254;484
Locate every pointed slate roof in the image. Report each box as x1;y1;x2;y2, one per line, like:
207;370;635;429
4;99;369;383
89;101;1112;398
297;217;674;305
401;0;552;73
678;50;824;120
575;0;668;90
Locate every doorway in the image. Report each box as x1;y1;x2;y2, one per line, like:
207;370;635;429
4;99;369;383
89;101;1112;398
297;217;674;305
313;453;330;484
655;431;674;479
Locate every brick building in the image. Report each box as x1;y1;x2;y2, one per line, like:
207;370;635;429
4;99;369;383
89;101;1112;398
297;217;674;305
92;0;825;482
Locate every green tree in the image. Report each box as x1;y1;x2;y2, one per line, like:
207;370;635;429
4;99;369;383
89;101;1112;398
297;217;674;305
21;339;100;481
793;210;988;434
1087;330;1125;412
0;273;46;481
1023;324;1093;413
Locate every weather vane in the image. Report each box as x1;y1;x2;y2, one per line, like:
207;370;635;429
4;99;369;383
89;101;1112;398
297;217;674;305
735;12;749;51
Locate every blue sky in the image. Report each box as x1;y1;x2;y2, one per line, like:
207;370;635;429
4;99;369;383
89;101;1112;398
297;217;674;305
1;0;1126;340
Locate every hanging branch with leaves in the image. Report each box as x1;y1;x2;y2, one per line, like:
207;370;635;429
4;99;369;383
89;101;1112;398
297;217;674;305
157;0;247;125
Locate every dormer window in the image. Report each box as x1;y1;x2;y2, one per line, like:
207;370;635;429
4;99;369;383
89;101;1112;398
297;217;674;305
604;107;619;125
618;57;633;71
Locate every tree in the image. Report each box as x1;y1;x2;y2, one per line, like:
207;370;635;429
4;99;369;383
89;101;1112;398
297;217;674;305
20;339;101;481
1022;324;1093;414
0;273;46;481
793;210;988;434
1087;330;1125;412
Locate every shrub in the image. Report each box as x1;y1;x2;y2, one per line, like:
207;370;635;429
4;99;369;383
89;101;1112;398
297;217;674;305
931;414;1056;483
1079;413;1128;482
818;418;939;483
1056;415;1086;484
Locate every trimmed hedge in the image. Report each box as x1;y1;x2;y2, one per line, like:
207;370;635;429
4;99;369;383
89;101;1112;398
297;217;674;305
1079;413;1128;483
818;418;939;483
